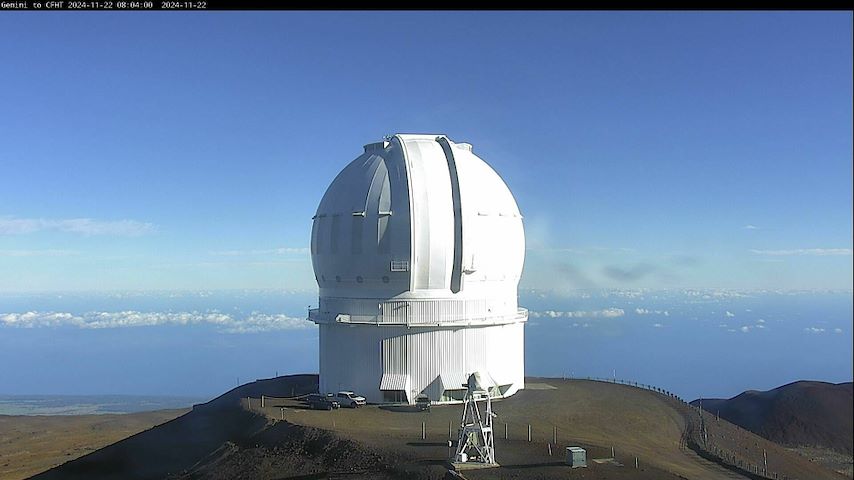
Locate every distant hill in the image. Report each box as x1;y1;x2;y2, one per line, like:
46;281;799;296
692;381;853;455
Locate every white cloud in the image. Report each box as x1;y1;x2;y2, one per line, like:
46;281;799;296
0;217;156;236
743;224;759;230
683;289;749;300
740;326;750;333
725;311;736;318
634;308;669;316
210;247;310;256
606;290;646;299
530;308;625;319
0;310;313;333
220;313;314;333
757;318;765;323
0;249;78;257
0;218;51;234
526;246;636;255
750;248;852;256
834;328;843;334
804;327;825;334
652;323;663;328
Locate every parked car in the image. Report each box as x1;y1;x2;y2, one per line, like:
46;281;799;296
415;394;431;411
305;393;340;410
336;391;367;408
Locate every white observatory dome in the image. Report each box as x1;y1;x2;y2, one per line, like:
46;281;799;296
311;134;524;300
309;134;527;404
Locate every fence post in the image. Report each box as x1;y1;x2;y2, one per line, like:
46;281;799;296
763;449;768;474
553;426;557;445
528;424;531;442
422;421;425;440
504;423;507;440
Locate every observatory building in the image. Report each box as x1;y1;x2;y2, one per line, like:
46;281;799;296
308;134;527;404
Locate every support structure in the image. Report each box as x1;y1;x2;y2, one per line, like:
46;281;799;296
453;372;496;465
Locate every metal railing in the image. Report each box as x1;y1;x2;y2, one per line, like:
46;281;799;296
308;306;528;327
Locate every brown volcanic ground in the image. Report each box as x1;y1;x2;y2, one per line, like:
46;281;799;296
692;381;853;454
0;409;187;480
29;375;847;480
692;381;853;477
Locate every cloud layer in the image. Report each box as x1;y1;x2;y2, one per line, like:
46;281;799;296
0;311;313;333
0;249;78;257
529;308;625;319
635;308;670;316
210;247;309;256
750;248;852;256
0;217;156;236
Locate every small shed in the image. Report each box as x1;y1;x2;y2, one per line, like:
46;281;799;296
566;447;587;468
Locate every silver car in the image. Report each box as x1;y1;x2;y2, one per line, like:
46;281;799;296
336;391;366;408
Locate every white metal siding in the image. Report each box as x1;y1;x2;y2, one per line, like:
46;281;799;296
319;318;525;404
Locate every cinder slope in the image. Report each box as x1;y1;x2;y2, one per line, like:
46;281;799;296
693;381;853;454
0;409;186;480
30;375;318;480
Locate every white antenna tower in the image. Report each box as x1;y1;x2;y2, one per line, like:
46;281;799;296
453;372;496;465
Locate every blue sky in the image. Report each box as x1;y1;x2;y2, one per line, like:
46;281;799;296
1;11;852;292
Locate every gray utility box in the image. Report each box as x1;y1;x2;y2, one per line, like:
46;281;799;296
566;447;587;468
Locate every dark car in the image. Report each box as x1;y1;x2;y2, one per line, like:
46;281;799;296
305;393;340;410
415;394;431;411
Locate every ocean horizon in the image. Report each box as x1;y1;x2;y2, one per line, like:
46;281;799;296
1;288;851;405
0;394;207;416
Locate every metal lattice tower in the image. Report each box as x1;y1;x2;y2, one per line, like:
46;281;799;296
453;372;496;465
